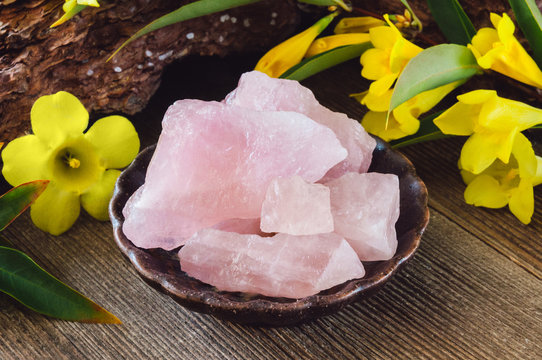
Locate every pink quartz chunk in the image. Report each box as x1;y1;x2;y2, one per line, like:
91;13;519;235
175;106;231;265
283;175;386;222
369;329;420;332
326;172;400;261
178;229;365;298
260;176;333;235
122;100;347;250
212;218;267;236
225;71;376;180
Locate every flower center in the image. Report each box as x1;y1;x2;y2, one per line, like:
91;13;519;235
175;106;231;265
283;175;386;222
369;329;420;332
63;152;81;169
48;136;103;193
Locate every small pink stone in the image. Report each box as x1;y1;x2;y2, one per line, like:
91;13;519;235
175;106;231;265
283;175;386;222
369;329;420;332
326;172;400;261
260;176;333;235
225;71;376;180
178;229;365;298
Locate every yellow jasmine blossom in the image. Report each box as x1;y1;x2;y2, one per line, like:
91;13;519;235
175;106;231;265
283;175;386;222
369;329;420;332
360;14;422;97
468;13;542;89
357;81;459;141
255;12;337;78
1;91;139;235
434;89;542;174
460;133;542;224
334;16;386;34
305;33;371;57
51;0;100;28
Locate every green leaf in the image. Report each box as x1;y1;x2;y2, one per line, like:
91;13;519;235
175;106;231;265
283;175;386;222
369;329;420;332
399;0;423;31
389;44;480;112
0;180;49;231
0;246;120;323
426;0;476;45
509;0;542;68
281;43;372;81
109;0;262;61
390;111;449;148
297;0;353;11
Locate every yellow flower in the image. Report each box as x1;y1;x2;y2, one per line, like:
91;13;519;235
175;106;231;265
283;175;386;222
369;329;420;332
51;0;100;28
356;81;460;141
305;33;371;58
334;16;386;34
461;133;542;224
468;13;542;89
434;90;542;174
1;91;139;235
360;14;422;97
255;12;337;78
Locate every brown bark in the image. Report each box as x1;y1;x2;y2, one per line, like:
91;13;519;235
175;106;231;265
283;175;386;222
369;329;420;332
0;0;299;141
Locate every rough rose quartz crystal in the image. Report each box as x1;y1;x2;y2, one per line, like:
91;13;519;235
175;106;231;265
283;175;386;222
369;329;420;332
122;100;347;250
225;71;376;181
326;172;400;261
178;229;365;298
260;176;334;235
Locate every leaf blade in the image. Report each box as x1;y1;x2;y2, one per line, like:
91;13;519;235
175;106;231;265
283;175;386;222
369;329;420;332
0;246;120;323
281;42;372;81
389;44;480;112
426;0;476;45
509;0;542;68
0;180;49;231
109;0;262;61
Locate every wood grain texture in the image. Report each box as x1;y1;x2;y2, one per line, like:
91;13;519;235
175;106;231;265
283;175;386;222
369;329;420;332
1;209;540;359
1;55;541;359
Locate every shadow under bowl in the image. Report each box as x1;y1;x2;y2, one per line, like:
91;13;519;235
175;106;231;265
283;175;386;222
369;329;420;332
109;137;429;326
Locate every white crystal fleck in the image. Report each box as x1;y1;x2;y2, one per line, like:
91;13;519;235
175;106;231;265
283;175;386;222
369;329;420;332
145;50;153;57
114;66;122;73
86;69;94;76
186;32;195;40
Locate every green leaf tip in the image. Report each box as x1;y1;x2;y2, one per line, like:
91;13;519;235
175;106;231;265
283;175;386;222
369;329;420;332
0;180;49;231
426;0;476;45
0;246;121;324
509;0;542;68
389;44;480;113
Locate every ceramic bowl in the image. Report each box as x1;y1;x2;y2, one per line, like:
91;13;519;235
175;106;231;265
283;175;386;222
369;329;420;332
110;137;429;326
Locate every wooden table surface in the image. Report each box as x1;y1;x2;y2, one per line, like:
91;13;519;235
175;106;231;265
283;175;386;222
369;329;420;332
1;55;541;359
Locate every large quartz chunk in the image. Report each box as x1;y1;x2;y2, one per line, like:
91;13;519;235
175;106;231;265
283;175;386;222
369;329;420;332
123;100;347;250
225;71;376;180
326;172;400;261
178;229;365;298
260;176;333;235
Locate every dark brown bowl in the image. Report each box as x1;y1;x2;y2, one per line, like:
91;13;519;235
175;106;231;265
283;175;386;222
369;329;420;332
109;137;429;326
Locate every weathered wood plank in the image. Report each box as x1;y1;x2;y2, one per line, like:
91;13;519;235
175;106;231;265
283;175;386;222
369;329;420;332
1;209;540;359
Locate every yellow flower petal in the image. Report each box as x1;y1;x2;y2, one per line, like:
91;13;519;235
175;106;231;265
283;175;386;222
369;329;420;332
334;17;385;34
368;25;397;49
84;115;140;169
361;111;411;141
533;156;542;186
78;0;99;6
460;130;516;174
470;13;542;88
456;89;496;105
30;182;80;235
508;179;534;224
510;133;537;180
463;174;509;208
434;102;478;136
1;135;50;187
360;89;392;112
81;169;120;221
255;12;337;78
305;33;370;57
368;73;397;96
30;91;89;148
360;48;392;80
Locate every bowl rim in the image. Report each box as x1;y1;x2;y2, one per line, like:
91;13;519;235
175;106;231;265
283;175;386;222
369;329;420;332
109;137;429;326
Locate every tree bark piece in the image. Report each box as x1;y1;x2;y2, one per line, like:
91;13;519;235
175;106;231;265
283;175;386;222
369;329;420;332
0;0;299;141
